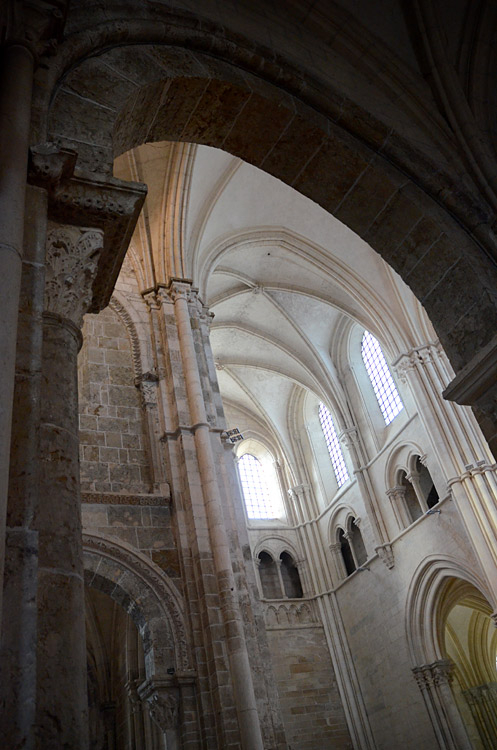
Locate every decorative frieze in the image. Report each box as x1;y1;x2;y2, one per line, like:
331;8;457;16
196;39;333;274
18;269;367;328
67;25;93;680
81;491;170;506
263;599;320;629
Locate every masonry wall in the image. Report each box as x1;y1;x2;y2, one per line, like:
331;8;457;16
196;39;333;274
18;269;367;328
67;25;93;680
267;623;352;749
78;307;151;494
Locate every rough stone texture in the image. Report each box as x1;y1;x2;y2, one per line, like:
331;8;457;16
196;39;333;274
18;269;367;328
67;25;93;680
78;307;151;494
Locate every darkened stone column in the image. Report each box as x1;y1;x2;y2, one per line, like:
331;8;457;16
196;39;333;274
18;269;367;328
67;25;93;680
0;185;47;748
35;225;104;749
0;0;66;629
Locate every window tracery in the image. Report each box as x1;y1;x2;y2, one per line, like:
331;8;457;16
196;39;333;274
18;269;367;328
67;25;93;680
361;331;403;425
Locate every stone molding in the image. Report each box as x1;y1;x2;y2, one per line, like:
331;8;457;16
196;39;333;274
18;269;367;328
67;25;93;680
443;333;497;410
109;296;142;378
44;224;103;327
81;491;170;505
83;532;189;670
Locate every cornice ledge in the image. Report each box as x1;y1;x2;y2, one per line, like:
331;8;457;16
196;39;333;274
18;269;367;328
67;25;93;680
443;333;497;406
29;151;147;311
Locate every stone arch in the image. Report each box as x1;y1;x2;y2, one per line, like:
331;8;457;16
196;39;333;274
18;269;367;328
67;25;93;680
405;555;495;749
108;295;143;380
37;17;497;374
384;441;427;489
405;554;492;667
82;532;190;676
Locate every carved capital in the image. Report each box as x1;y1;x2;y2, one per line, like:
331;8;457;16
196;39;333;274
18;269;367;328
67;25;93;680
288;484;308;500
44;224;103;327
393;354;416;384
167;278;194;303
5;0;67;57
135;371;159;409
387;485;406;501
412;660;454;691
338;427;359;449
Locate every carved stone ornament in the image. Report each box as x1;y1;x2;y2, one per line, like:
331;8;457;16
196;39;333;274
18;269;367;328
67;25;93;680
44;225;103;327
138;681;179;732
375;543;395;569
135;371;159;409
338;427;360;449
6;0;67;57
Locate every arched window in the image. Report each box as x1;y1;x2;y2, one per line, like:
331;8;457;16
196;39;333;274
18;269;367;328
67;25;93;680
318;403;349;487
338;528;356;576
416;457;439;509
280;552;303;598
349;519;367;567
238;453;277;519
361;331;403;425
257;552;282;598
400;470;423;523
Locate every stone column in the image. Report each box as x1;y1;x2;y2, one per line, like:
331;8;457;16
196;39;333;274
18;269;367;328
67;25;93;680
339;426;390;550
329;541;346;581
168;279;264;750
463;682;497;745
412;660;472;749
386;485;411;530
0;186;47;748
35;224;104;749
0;0;65;628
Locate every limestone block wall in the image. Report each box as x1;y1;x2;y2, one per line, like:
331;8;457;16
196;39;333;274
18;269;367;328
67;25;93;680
82;502;181;593
335;498;478;749
78;307;151;494
266;617;352;749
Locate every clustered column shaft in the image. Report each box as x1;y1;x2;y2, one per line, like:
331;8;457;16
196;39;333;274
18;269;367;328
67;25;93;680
171;280;264;750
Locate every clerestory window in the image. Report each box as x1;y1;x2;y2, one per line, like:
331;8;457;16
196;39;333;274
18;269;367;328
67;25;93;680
238;453;278;519
318;403;349;487
361;331;403;425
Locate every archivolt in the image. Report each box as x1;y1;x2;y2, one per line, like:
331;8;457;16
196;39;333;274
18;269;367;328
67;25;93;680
83;532;190;673
404;553;492;666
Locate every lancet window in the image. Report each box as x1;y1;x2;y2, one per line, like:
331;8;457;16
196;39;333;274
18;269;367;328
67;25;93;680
318;403;349;487
361;331;403;425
